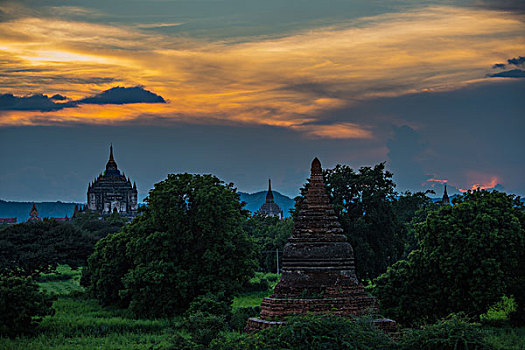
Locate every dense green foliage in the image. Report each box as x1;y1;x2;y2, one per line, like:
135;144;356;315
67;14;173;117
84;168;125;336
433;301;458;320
0;274;55;337
0;220;94;276
1;272;522;349
211;315;396;350
82;231;133;307
398;314;494;350
392;190;438;256
244;215;293;273
84;173;257;317
374;190;525;325
72;211;127;240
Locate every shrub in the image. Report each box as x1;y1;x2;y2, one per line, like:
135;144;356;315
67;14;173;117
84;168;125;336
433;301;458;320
243;277;270;292
398;314;495;350
230;306;260;331
212;315;395;350
480;295;517;326
185;293;232;318
185;312;227;346
210;332;256;350
165;332;200;350
0;274;55;337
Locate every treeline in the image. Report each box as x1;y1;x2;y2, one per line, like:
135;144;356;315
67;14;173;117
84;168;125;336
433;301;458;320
0;163;524;348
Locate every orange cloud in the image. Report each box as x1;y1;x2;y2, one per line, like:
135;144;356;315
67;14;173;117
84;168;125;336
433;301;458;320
428;178;448;183
458;176;499;192
0;5;524;138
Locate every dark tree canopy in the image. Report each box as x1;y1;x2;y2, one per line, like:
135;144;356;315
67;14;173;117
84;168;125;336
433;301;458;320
71;210;127;240
374;190;525;325
85;173;257;317
0;274;55;337
244;215;293;273
392;191;438;257
0;220;94;276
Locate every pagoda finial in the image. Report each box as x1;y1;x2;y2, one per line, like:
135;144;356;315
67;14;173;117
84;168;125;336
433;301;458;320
311;157;322;176
442;183;450;205
105;144;120;175
266;178;274;203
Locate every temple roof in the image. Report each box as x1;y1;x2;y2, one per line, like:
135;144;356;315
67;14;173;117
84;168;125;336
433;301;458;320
28;203;42;222
256;178;283;218
104;144;121;176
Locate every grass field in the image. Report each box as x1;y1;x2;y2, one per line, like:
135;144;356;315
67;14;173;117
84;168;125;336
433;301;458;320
1;267;523;349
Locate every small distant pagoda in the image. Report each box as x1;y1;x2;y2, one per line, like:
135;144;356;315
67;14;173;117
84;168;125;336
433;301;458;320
87;145;138;216
247;158;395;332
441;184;450;205
255;179;283;219
27;203;42;222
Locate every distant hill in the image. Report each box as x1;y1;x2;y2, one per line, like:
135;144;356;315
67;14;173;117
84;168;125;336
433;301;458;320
0;200;78;222
0;191;296;222
239;191;295;217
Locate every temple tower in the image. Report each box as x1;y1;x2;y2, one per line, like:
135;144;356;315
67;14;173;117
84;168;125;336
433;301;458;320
255;179;283;219
27;203;42;222
247;158;395;331
441;184;450;205
87;145;138;216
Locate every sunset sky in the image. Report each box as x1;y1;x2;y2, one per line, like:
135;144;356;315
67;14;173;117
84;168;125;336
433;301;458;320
0;0;524;202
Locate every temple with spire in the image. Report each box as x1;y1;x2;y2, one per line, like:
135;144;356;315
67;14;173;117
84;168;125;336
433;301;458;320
255;179;284;219
87;145;138;216
441;184;450;205
247;158;395;332
27;203;42;222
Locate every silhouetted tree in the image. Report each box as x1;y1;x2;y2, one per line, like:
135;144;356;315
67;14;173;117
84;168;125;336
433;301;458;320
0;220;94;276
85;173;257;317
374;190;525;325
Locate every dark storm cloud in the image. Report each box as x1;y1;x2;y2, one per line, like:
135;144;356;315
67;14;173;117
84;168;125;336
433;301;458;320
319;79;525;195
507;56;525;66
77;86;165;105
50;94;68;101
387;125;430;191
0;87;166;112
488;69;525;78
490;56;525;70
0;94;74;112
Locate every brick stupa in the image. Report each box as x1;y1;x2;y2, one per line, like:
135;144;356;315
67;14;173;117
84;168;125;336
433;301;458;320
247;158;395;331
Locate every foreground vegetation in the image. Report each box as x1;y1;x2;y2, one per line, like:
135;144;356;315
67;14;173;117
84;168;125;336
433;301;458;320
1;270;523;349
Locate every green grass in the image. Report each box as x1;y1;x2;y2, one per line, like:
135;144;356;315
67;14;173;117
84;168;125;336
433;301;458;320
2;270;523;349
37;265;84;296
0;296;182;349
231;272;279;309
232;290;271;309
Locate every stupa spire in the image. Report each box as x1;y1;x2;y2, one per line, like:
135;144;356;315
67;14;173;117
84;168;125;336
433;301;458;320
266;179;274;203
105;144;120;176
442;183;450;205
